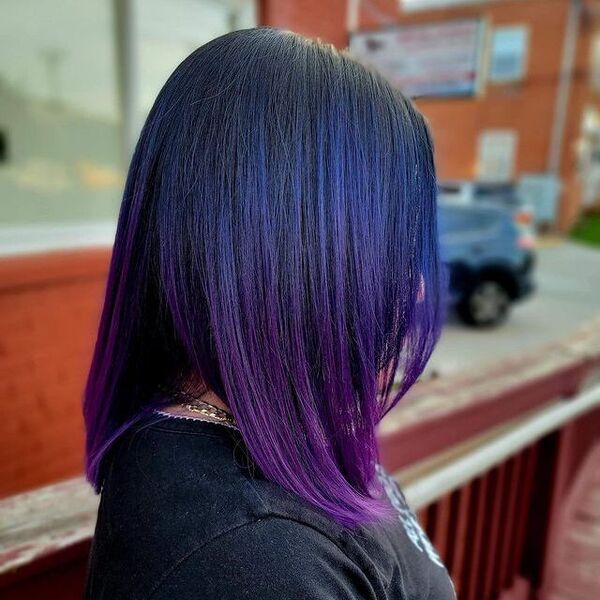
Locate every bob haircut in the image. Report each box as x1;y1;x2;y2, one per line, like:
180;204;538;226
84;27;445;528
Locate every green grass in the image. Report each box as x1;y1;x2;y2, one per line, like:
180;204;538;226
570;213;600;248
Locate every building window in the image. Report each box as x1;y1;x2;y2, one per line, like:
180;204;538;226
488;25;529;83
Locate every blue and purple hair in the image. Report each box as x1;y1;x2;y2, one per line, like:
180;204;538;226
84;28;445;528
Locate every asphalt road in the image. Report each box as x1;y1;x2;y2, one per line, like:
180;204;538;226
427;240;600;377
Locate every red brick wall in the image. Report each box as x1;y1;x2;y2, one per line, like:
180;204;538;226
0;250;109;497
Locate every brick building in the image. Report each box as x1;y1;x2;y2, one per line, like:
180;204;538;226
262;0;600;230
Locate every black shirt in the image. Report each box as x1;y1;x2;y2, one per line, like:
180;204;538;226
85;414;456;599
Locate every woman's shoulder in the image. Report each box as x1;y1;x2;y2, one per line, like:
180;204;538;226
97;415;352;554
100;414;372;545
99;415;269;531
92;416;455;600
149;513;379;599
89;415;389;598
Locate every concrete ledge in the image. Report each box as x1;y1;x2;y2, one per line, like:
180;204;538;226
0;478;97;578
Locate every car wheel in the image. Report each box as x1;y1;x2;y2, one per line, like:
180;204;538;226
457;279;511;327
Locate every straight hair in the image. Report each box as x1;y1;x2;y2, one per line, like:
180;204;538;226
84;27;445;527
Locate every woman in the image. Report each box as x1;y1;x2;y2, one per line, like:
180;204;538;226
84;27;452;599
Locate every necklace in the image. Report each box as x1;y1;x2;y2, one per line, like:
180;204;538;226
164;389;237;428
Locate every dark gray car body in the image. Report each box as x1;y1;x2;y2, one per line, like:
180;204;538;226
438;201;535;323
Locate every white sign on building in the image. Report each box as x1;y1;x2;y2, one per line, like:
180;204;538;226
349;19;485;98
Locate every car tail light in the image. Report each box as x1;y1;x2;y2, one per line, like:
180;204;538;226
514;210;533;225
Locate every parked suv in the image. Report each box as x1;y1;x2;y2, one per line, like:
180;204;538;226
438;200;536;326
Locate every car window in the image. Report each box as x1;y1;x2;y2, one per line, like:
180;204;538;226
438;183;462;194
438;205;499;235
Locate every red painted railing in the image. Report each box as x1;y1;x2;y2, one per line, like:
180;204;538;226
417;438;550;599
379;318;600;600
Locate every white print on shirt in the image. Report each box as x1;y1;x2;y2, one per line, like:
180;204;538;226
375;464;445;568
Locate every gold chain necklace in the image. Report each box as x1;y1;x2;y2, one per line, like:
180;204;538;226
168;390;237;428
